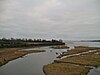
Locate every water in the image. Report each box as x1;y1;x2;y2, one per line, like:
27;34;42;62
0;42;100;75
66;41;100;47
87;67;100;75
66;41;100;75
0;46;68;75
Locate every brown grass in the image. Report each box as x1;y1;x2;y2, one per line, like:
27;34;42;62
0;48;46;66
61;53;100;67
43;63;89;75
67;46;100;55
57;46;100;58
43;46;100;75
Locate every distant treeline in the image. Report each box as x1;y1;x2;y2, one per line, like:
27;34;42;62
0;38;65;48
81;40;100;42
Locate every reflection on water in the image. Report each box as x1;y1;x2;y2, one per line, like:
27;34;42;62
0;46;68;75
87;67;100;75
0;42;100;75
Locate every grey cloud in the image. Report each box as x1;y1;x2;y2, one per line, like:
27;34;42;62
0;0;100;40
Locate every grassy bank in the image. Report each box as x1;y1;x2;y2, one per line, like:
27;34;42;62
43;46;100;75
44;63;89;75
66;46;100;55
61;53;100;67
57;46;100;58
0;48;46;66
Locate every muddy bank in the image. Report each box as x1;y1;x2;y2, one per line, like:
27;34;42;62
57;46;100;58
43;46;100;75
0;48;46;66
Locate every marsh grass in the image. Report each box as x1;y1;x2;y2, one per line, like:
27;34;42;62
57;46;100;58
44;46;100;75
44;63;89;75
66;46;100;55
0;48;46;66
61;53;100;67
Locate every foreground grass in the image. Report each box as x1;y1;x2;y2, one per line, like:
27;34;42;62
44;46;100;75
57;47;100;67
44;63;89;75
59;46;100;67
0;48;46;66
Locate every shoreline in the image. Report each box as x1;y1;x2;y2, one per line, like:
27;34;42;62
0;48;46;67
43;46;100;75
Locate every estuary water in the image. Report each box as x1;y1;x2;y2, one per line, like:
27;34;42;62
0;41;100;75
67;41;100;75
0;46;68;75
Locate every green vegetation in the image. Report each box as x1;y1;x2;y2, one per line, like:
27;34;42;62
0;38;65;48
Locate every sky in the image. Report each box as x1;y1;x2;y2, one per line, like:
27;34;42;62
0;0;100;40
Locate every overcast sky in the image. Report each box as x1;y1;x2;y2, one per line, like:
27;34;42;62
0;0;100;40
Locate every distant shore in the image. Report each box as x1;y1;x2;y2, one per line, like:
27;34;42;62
0;38;65;48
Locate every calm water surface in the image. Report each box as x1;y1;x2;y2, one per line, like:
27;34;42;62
0;42;100;75
0;46;68;75
0;0;100;74
67;41;100;75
